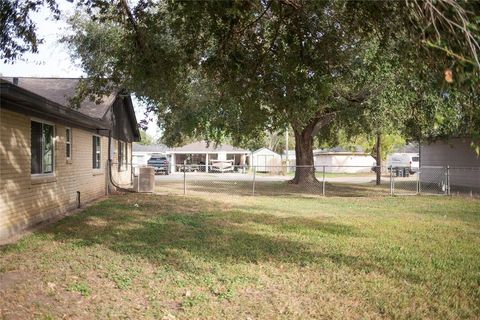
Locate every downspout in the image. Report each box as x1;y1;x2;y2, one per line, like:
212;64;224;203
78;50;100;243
108;129;135;193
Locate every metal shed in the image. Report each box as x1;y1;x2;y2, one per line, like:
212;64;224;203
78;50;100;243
251;148;282;173
314;151;376;173
420;138;480;190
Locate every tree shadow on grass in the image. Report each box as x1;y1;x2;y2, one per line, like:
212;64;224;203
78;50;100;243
39;194;419;283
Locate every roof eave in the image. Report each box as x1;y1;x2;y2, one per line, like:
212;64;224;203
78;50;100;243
123;94;141;142
0;82;108;130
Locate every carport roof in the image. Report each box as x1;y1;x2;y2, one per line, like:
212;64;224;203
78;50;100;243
133;143;168;153
169;141;249;153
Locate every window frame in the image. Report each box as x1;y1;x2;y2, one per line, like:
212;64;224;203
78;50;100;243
30;118;55;177
118;140;124;171
92;135;102;170
124;142;128;168
65;127;72;161
118;141;129;171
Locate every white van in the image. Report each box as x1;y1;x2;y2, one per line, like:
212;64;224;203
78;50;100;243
386;153;419;176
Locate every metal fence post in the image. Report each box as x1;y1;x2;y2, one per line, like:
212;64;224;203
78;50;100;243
322;165;326;196
183;164;186;195
389;165;394;196
446;165;451;196
417;168;421;195
252;166;256;196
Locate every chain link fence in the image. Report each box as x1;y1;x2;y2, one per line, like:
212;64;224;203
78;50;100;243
152;165;480;198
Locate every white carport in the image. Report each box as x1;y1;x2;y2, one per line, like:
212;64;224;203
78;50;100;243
168;141;250;173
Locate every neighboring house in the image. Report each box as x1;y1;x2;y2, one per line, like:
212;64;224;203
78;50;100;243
252;148;282;172
132;143;168;167
314;149;376;173
420;138;480;190
168;141;250;172
0;77;140;240
281;150;296;166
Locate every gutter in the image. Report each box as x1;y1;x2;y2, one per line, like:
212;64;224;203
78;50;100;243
106;128;136;193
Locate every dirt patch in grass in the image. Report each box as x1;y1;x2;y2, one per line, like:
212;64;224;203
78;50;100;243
0;270;88;319
0;271;30;291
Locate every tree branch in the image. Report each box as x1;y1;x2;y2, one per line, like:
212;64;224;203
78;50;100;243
334;89;372;103
236;1;272;35
278;0;301;10
311;112;336;136
119;0;145;51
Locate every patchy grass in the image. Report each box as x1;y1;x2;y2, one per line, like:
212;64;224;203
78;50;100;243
68;281;92;297
1;194;479;319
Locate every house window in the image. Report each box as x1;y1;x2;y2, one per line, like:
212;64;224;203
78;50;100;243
31;120;55;174
92;135;101;169
66;128;72;160
124;142;128;167
118;141;129;171
118;141;124;171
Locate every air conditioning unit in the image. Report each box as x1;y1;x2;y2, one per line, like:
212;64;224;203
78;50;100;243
134;166;155;193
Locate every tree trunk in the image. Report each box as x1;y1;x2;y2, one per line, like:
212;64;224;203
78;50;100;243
375;133;382;185
291;128;317;184
289;111;336;185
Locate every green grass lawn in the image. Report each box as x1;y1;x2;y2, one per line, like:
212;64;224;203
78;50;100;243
1;194;479;319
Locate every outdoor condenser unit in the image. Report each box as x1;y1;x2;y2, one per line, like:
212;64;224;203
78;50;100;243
134;167;155;193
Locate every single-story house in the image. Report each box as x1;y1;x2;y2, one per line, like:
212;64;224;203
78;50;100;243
168;141;250;172
252;148;282;173
0;77;140;240
132;143;168;167
313;149;376;173
420;138;480;191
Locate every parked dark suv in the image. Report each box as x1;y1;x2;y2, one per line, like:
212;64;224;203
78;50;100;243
147;155;170;175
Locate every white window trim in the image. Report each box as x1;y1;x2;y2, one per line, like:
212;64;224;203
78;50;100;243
124;142;128;167
66;127;72;161
93;134;102;171
30;118;56;177
118;140;123;171
118;140;128;172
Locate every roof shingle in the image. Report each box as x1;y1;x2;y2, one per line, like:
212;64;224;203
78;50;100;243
2;77;115;119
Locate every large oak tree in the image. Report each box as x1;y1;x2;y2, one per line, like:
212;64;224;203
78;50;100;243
60;1;423;183
2;0;478;183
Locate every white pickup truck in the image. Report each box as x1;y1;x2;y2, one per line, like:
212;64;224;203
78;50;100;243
386;153;419;177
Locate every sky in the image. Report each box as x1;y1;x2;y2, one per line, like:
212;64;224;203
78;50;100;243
0;3;160;140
